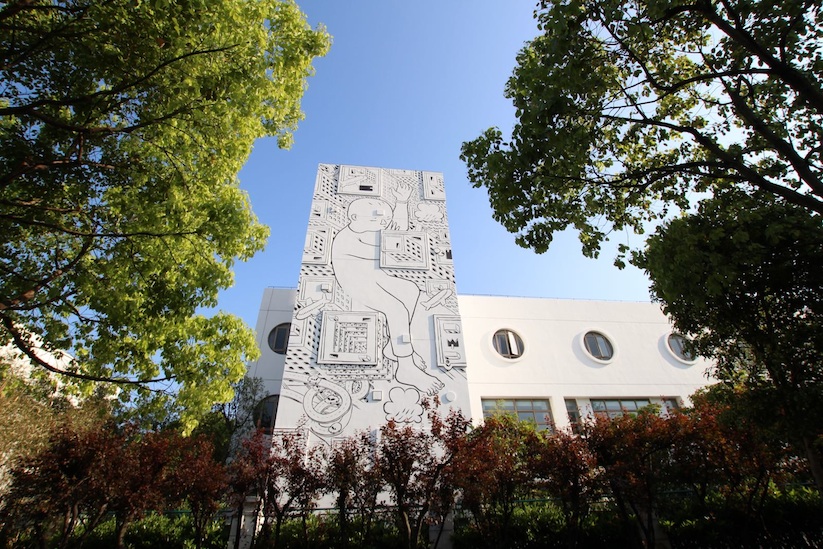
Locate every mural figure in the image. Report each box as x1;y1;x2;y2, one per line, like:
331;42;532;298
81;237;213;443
330;184;444;396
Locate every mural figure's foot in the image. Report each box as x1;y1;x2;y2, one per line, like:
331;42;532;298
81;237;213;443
396;355;444;396
412;352;427;371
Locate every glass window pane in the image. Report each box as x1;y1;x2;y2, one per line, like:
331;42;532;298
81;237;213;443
606;400;621;411
534;400;549;411
584;331;613;360
591;400;606;411
668;334;695;361
493;329;524;359
518;412;535;423
515;400;534;411
494;333;510;355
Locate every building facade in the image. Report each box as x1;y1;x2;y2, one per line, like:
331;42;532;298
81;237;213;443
246;164;713;440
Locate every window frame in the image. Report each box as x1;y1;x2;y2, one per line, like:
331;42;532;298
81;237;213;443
481;398;554;432
268;323;291;355
590;398;652;419
582;330;615;362
492;328;525;360
254;394;280;435
666;333;697;364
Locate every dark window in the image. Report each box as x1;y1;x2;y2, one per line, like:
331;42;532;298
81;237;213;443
584;331;613;360
663;397;680;414
565;399;581;434
493;329;524;359
482;398;553;431
668;334;695;361
268;323;291;354
254;395;280;435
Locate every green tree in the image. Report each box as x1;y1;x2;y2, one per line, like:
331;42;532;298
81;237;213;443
635;190;823;491
461;0;823;261
0;0;329;428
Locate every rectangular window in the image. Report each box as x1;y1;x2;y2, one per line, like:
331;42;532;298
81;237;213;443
481;398;554;431
590;398;651;419
663;398;680;414
565;399;581;434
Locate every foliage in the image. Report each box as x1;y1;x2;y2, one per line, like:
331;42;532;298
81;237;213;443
530;429;600;548
0;0;329;429
377;407;471;549
1;411;117;548
635;190;823;490
225;429;271;549
169;437;228;549
3;394;823;549
461;0;823;262
323;430;384;548
0;415;229;549
192;376;267;463
453;414;541;549
80;513;227;549
636;191;823;386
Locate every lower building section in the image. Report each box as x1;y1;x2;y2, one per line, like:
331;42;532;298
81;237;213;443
247;289;713;439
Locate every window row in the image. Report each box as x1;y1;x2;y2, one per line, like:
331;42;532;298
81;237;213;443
481;397;680;433
269;323;696;364
492;329;695;363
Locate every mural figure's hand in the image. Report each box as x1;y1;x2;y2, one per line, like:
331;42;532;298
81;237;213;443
392;183;413;203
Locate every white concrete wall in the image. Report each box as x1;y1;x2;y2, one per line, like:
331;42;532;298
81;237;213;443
459;294;713;429
247;287;295;398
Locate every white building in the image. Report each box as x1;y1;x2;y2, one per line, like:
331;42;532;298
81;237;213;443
245;164;713;438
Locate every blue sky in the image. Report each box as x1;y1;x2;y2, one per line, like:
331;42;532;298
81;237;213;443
217;1;655;329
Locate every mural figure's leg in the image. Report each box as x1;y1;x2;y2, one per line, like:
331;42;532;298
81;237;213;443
355;277;443;395
368;289;443;393
376;275;430;370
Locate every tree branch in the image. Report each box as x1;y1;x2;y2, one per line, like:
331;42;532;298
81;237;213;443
722;79;823;196
0;314;174;385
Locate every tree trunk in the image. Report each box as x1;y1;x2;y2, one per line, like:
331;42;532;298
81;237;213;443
802;435;823;495
115;519;129;549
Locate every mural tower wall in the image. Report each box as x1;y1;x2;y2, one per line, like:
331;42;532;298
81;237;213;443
274;164;471;442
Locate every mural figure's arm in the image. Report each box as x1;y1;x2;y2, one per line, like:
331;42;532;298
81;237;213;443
390;183;413;231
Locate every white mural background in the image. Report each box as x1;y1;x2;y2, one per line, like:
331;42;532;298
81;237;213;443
274;164;471;442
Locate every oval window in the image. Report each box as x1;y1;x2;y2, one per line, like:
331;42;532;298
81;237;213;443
667;333;696;362
583;331;614;361
254;395;279;435
268;323;291;355
493;329;524;359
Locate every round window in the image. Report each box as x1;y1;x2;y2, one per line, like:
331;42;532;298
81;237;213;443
667;333;696;362
492;329;524;359
268;323;291;355
583;331;614;361
254;395;279;435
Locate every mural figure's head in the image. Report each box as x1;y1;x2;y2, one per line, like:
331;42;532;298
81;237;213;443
347;198;392;232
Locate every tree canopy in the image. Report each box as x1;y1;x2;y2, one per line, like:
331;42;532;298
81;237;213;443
636;190;823;388
461;0;823;260
635;190;823;489
0;0;329;428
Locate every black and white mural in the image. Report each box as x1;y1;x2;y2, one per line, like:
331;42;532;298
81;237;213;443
275;165;471;442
